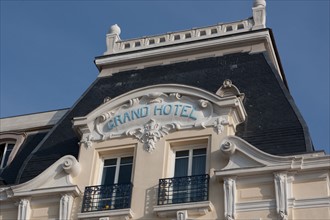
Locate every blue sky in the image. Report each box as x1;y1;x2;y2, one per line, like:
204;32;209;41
1;0;329;153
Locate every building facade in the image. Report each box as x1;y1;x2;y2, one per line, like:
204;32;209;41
1;1;329;219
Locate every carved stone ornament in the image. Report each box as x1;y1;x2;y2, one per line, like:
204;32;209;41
274;172;288;220
18;198;31;220
93;92;214;152
214;116;229;134
73;85;247;152
127;119;173;152
216;79;244;100
223;177;236;220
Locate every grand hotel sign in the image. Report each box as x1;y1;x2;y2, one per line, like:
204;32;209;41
73;83;246;152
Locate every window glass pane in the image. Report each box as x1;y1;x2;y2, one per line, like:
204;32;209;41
101;166;116;185
120;156;133;165
174;157;188;177
0;143;5;166
176;150;189;158
192;154;206;175
104;158;117;166
193;148;206;156
2;151;11;168
1;143;15;168
118;164;132;184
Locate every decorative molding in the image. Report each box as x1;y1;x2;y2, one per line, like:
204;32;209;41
74;84;246;152
288;197;330;209
274;172;288;220
214;116;229;135
154;201;213;218
215;136;330;177
4;156;81;200
77;208;134;220
96;30;282;81
127;119;173;152
220;141;236;156
62;156;81;177
177;210;188;220
252;0;266;30
216;79;245;100
103;19;254;56
0;109;68;132
236;199;276;212
59;194;74;220
18;198;31;220
223;177;236;220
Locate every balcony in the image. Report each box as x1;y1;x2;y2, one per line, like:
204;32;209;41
155;174;212;218
157;174;209;205
81;183;133;212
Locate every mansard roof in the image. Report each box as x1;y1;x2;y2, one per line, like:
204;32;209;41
0;51;314;185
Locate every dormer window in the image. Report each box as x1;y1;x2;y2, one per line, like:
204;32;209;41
0;132;26;169
0;142;15;168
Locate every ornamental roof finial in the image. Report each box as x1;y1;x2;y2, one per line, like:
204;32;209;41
252;0;266;30
105;24;121;55
253;0;266;7
108;24;121;35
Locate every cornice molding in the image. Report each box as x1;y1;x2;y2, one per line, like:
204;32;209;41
96;30;282;81
215;136;330;177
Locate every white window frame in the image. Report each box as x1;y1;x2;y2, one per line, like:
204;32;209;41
102;156;133;185
167;140;209;178
0;132;26;168
99;153;134;185
0;142;15;168
174;147;207;177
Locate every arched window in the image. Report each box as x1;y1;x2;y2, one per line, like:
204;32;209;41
0;133;26;169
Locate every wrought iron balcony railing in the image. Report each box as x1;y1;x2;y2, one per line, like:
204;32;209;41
81;183;133;212
157;174;209;205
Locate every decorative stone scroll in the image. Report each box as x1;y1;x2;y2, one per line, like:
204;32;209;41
74;84;246;152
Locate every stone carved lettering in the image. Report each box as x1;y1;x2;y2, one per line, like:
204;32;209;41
74;84;246;151
89;93;214;151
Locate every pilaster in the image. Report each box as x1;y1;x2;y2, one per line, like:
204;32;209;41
18;198;31;220
59;194;74;220
274;172;288;220
223;176;236;220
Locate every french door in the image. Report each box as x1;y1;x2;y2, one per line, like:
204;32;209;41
99;156;133;209
173;148;206;203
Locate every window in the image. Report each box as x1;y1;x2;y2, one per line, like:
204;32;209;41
200;30;207;36
101;156;133;185
0;142;15;168
0;133;26;169
81;155;134;212
158;144;209;205
174;148;206;177
134;41;141;47
185;33;192;39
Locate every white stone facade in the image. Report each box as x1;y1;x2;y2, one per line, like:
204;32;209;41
1;1;329;220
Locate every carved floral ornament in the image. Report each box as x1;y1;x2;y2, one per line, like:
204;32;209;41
73;84;246;152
